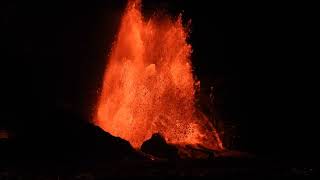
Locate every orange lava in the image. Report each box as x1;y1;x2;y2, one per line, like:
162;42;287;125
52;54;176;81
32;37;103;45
95;0;223;150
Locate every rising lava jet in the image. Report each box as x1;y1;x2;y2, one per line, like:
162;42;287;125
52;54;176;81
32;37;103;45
95;0;223;151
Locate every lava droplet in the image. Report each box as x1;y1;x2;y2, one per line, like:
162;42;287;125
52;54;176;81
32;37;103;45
95;0;223;150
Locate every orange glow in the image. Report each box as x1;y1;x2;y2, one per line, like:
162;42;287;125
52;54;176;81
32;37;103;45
95;0;223;150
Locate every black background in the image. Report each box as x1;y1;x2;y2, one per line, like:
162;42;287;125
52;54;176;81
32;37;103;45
1;0;317;161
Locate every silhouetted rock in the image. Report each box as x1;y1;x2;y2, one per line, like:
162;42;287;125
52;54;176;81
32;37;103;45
141;133;178;160
1;107;146;169
176;144;216;159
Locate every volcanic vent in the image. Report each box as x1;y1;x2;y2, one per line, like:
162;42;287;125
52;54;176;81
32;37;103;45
95;0;223;150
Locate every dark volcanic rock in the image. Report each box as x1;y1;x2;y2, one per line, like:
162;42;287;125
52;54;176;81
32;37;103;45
2;107;146;169
177;144;216;159
141;133;178;160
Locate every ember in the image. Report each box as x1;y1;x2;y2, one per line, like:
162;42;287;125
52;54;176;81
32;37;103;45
95;0;223;150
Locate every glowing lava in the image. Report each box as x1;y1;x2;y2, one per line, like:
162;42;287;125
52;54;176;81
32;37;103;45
95;0;223;150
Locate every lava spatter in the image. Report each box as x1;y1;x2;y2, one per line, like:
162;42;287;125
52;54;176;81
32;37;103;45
95;0;223;150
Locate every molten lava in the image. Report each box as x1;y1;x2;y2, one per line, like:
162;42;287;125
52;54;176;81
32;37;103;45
95;0;223;150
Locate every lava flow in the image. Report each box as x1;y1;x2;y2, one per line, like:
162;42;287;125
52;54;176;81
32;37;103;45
95;0;223;150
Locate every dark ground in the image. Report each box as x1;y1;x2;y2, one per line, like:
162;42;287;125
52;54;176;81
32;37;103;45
1;160;317;178
0;0;318;178
1;118;318;178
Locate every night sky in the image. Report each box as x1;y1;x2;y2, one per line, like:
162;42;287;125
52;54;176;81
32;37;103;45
1;0;316;161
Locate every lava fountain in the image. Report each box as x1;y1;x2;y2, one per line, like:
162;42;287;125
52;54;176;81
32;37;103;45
95;0;223;150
